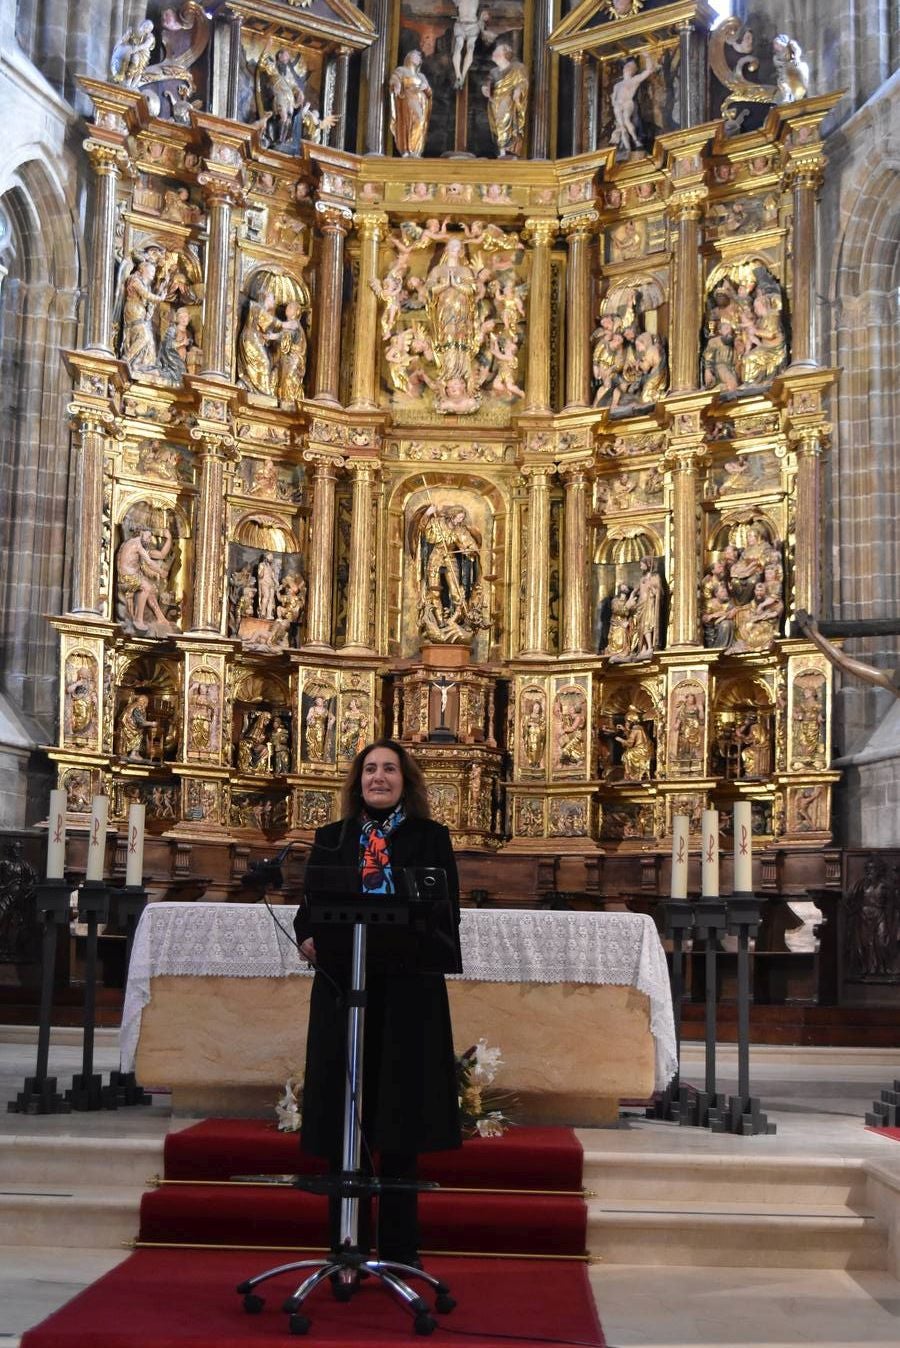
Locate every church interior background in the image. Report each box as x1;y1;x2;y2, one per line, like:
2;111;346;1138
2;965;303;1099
0;0;897;1037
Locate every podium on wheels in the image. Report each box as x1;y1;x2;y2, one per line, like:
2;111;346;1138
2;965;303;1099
236;864;458;1337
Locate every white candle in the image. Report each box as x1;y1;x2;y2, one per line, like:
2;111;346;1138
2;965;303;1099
86;795;108;882
125;803;146;887
734;801;753;894
671;813;689;899
701;808;719;897
46;789;67;879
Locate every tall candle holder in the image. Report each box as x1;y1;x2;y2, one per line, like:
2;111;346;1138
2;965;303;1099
66;879;119;1111
106;882;152;1106
7;878;73;1115
716;892;775;1135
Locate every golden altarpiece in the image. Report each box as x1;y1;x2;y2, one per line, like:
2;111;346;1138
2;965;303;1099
52;1;841;902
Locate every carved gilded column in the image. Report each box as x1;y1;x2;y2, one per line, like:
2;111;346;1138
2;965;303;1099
520;465;552;657
313;204;352;404
571;53;586;157
343;458;379;653
667;192;705;392
523;220;557;414
350;211;388;410
786;164;824;369
664;409;705;646
332;47;351;150
303;450;344;649
68;409;113;615
197;182;242;380
83;142;128;354
188;430;236;632
529;0;553;159
792;427;827;616
363;0;390;154
560;461;592;655
563;213;597;409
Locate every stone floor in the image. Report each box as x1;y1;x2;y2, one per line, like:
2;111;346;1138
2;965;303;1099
1;1028;899;1348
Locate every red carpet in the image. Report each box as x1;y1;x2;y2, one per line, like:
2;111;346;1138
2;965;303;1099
867;1127;900;1141
22;1123;605;1348
164;1119;585;1190
21;1249;606;1347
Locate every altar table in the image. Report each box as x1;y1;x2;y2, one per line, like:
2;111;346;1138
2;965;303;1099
121;904;677;1123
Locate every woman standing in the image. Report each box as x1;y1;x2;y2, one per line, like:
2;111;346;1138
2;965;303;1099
295;739;462;1269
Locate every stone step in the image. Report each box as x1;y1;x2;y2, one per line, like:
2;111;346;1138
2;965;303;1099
0;1135;164;1188
583;1150;868;1207
587;1198;887;1269
0;1188;145;1249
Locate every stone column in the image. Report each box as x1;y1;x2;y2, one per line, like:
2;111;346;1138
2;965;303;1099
523;220;558;414
668;446;703;647
83;142;127;354
560;461;592;655
188;431;235;632
350;211;388;409
313;204;352;405
197;182;242;380
303;451;344;650
668;192;705;392
520;465;553;657
793;427;826;616
68;410;112;615
563;213;597;409
343;458;379;653
787;164;824;369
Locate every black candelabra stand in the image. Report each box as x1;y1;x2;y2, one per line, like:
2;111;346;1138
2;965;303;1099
714;894;775;1135
680;899;729;1129
8;879;73;1115
647;900;696;1123
106;884;152;1106
66;880;119;1111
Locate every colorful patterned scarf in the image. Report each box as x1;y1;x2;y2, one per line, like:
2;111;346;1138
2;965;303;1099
359;803;406;894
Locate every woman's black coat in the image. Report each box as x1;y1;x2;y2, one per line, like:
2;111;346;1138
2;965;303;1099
294;815;463;1160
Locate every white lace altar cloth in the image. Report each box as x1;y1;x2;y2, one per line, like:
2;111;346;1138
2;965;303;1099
120;903;677;1089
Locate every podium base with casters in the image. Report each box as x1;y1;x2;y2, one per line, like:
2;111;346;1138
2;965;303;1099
234;867;457;1336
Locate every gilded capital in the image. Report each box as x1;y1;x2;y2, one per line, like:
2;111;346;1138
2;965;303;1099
559;457;593;483
197;173;246;209
790;425;830;457
353;211;389;241
303;448;346;474
667;187;706;222
315;201;353;234
189;428;238;461
561;210;600;239
523;218;558;248
83;140;130;175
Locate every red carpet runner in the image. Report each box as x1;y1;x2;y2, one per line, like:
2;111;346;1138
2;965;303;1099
22;1123;605;1348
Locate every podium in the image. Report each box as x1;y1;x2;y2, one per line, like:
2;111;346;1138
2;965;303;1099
237;866;457;1336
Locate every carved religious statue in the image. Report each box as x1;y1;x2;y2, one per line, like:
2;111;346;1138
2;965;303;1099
256;48;337;149
410;503;488;646
555;691;587;768
609;53;656;154
237;710;273;774
702;265;788;390
615;706;653;781
338;697;369;761
522;696;546;770
117;692;157;761
673;690;704;773
481;43;528;159
305;695;335;762
115;525;179;636
110;19;155;87
592;281;668;410
389;50;432;157
237;290;308;400
64;661;98;748
702;528;783;653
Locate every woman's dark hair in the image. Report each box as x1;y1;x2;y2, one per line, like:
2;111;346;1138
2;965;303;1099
341;739;431;820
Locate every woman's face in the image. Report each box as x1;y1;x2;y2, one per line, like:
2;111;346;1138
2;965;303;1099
361;746;404;810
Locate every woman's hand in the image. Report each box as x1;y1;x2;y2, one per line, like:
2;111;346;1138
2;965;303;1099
299;937;317;965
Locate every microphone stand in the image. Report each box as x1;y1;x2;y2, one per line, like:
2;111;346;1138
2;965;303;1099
235;861;456;1336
